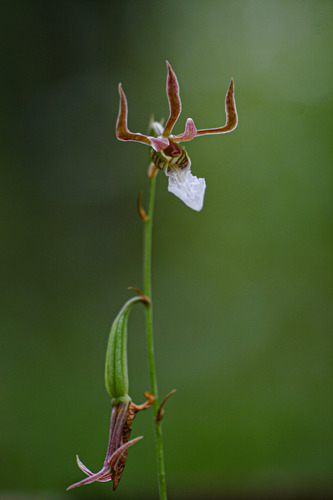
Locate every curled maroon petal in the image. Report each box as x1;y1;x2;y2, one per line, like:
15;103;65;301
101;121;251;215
116;84;153;146
196;78;238;136
163;61;182;137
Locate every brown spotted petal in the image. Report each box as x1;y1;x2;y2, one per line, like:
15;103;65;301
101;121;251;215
163;61;182;137
116;84;152;145
196;78;238;136
116;84;169;152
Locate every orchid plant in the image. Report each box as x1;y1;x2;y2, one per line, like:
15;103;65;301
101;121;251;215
67;62;238;499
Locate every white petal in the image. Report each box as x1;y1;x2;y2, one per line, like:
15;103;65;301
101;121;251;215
165;163;206;212
151;121;164;136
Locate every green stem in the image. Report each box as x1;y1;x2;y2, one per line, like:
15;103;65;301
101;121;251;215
143;173;167;500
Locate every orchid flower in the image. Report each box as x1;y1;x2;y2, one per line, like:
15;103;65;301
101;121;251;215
116;61;238;211
67;394;154;491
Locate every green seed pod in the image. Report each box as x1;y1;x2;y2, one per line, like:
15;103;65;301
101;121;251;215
105;296;144;405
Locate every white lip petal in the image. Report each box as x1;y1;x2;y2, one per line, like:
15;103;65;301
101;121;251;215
165;164;206;211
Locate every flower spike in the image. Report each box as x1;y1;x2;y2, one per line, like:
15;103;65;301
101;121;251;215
163;61;182;137
196;78;238;136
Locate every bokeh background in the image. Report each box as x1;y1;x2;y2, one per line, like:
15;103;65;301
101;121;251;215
1;1;332;499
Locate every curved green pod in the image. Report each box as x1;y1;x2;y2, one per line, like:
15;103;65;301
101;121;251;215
105;296;144;405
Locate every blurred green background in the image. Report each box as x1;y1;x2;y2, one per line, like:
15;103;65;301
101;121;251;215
1;1;332;499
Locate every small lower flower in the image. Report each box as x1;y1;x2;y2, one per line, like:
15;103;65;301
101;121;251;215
67;393;154;491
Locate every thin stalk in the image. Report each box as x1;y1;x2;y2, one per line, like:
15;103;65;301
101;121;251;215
143;173;167;500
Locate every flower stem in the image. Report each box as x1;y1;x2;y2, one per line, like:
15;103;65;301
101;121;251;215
143;173;167;500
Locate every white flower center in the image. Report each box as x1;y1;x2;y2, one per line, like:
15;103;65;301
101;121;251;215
151;121;164;136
